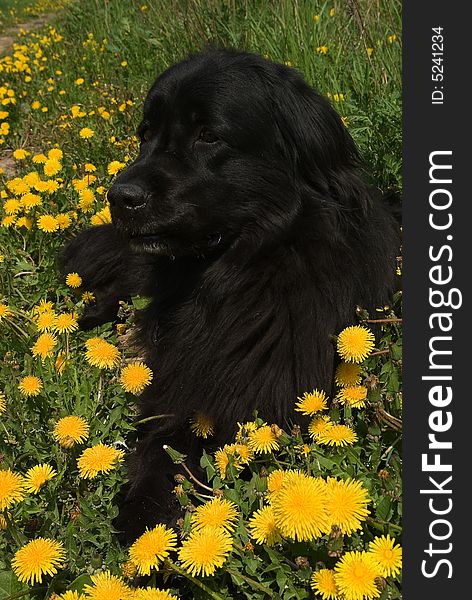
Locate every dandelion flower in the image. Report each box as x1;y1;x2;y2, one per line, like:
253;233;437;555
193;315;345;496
108;160;126;175
368;534;402;577
34;299;54;314
271;472;328;541
178;527;233;577
317;424;357;447
83;571;130;600
57;213;72;229
13;149;30;160
18;375;42;397
311;569;339;600
79;127;94;139
78;443;124;478
334;551;381;600
37;214;59;233
0;391;6;413
129;525;177;575
66;272;82;288
120;362;153;394
335;362;362;387
24;464;57;494
248;506;282;546
0;469;25;510
85;337;120;369
82;291;95;304
295;389;328;415
308;415;332;439
59;592;86;600
337;326;375;363
191;497;238;532
36;310;56;332
43;158;62;177
214;448;230;479
0;303;12;321
133;588;177;600
325;478;370;534
31;332;57;360
267;469;287;497
53;415;89;447
248;425;279;454
337;385;368;408
55;350;68;375
48;148;63;160
317;46;329;55
54;313;78;334
11;538;65;584
190;412;214;438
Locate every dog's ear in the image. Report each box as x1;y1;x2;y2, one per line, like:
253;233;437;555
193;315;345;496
266;65;371;215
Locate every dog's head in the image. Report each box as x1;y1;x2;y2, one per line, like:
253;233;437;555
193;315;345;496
108;48;363;257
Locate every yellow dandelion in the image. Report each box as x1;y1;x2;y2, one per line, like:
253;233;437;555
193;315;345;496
21;193;42;211
334;551;382;600
190;412;214;438
84;163;96;173
368;534;402;578
48;148;63;160
341;116;349;127
120;362;153;394
317;45;329;55
129;525;177;575
0;391;6;413
36;310;56;332
214;448;230;479
34;300;54;314
317;424;357;447
33;153;47;163
133;588;177;600
248;425;279;454
59;592;86;600
31;332;57;360
388;34;397;43
13;149;30;160
108;160;126;175
56;213;72;229
311;569;339;599
43;158;62;177
2;216;16;228
82;291;95;304
308;415;332;439
18;375;42;397
337;326;375;363
77;443;124;478
337;385;368;408
178;527;233;577
11;538;65;584
248;506;282;546
37;214;59;233
16;216;33;230
85;337;120;369
325;478;370;534
79;127;94;139
24;464;57;494
83;571;130;600
4;198;21;214
54;313;78;334
78;188;95;212
91;205;112;225
267;469;287;497
55;350;68;375
191;497;238;532
0;303;12;321
53;415;89;448
65;272;82;288
0;469;25;510
295;389;328;415
271;472;328;541
120;559;138;579
335;362;362;387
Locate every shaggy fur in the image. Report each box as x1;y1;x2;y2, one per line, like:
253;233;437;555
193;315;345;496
61;48;400;543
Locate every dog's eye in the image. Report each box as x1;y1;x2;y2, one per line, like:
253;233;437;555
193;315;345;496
199;128;219;144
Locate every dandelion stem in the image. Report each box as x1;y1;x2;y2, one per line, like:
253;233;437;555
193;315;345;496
3;588;47;600
370;349;390;357
181;462;214;493
364;318;402;324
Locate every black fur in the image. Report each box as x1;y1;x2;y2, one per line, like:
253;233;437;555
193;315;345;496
60;48;400;543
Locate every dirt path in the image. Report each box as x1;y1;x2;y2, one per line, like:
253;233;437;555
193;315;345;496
0;13;55;177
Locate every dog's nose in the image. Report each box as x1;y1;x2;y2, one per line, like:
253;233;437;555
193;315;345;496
108;183;148;210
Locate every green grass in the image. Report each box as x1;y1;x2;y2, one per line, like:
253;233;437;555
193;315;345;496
0;1;402;598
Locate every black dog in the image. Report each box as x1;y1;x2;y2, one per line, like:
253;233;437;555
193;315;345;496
61;48;400;543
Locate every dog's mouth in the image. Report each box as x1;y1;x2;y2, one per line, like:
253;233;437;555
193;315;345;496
127;232;223;257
